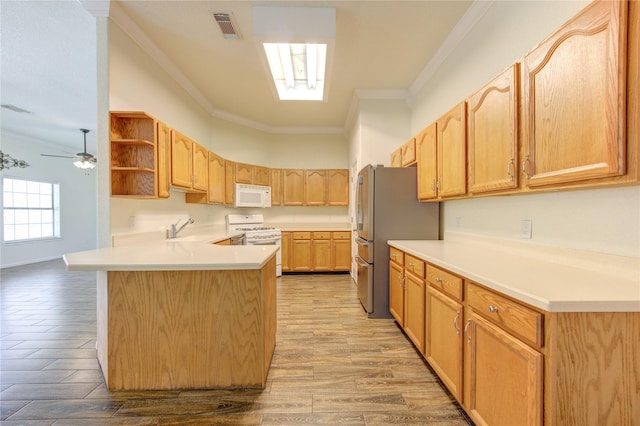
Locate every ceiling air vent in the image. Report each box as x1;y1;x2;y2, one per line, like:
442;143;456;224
210;11;241;40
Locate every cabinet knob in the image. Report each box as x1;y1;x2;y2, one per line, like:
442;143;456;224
488;305;499;313
435;277;442;283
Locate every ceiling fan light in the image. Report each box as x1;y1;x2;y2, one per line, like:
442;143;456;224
74;159;96;169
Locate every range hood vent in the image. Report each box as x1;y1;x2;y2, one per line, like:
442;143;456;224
210;11;241;40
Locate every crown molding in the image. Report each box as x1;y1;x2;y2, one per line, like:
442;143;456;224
409;0;494;97
79;0;111;17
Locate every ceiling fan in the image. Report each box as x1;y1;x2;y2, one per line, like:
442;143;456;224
41;128;97;169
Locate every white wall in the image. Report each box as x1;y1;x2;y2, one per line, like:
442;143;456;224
0;134;98;267
109;22;349;236
410;0;640;257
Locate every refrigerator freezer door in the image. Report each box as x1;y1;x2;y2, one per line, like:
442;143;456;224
356;165;373;241
355;255;373;313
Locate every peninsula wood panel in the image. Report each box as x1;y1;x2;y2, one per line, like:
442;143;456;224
543;311;640;426
101;261;276;391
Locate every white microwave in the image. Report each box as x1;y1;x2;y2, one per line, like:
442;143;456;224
234;183;272;208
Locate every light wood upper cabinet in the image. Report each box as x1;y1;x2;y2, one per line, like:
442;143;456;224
156;121;171;198
170;130;194;189
401;137;417;167
254;166;270;186
207;152;225;204
305;170;326;206
521;0;627;188
224;160;235;205
235;162;253;184
437;102;467;198
417;122;438;201
468;64;519;194
326;169;349;206
390;147;402;167
270;169;283;206
110;111;158;198
192;142;208;192
283;169;305;206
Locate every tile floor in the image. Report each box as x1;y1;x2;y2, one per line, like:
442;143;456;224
0;259;472;425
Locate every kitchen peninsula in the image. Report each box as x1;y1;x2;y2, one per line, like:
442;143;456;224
64;240;278;391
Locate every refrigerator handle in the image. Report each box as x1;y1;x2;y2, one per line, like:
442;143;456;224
356;175;364;231
356;236;369;246
354;256;369;267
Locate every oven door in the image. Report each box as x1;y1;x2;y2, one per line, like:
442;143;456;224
355;255;373;314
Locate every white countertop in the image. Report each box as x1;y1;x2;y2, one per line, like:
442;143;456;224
64;233;278;272
388;233;640;313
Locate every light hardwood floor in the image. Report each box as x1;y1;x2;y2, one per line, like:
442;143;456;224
0;259;472;425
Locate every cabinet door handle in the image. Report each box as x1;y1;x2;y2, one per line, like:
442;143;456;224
453;311;461;335
488;305;499;313
507;158;515;181
464;319;471;344
522;154;531;180
431;179;436;192
435;277;442;283
436;178;442;192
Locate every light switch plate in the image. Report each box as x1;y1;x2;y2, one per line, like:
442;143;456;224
520;219;532;239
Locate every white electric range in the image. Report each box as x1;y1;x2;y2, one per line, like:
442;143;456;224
226;214;282;276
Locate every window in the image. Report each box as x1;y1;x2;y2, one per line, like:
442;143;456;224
3;177;60;242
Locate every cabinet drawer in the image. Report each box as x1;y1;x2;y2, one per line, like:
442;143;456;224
292;232;311;239
332;231;351;240
466;281;543;348
405;254;425;278
313;231;331;240
389;247;404;266
426;265;463;301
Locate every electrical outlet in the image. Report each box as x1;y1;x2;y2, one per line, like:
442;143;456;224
520;219;532;239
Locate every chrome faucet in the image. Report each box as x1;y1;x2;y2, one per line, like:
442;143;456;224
168;217;194;239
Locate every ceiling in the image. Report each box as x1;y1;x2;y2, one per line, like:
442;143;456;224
0;0;482;154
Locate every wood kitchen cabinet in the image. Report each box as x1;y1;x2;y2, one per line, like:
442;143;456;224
270;169;283;206
291;232;312;272
286;230;351;273
463;280;543;426
425;264;464;402
403;254;426;353
110;111;159;198
235;162;253;184
305;170;326;206
283;169;305;206
171;130;208;192
521;0;627;189
416;102;466;201
156;121;171;198
254;166;270;186
467;64;519;194
401;137;417;167
326;169;349;206
437;102;467;198
185;151;225;205
312;231;332;271
416;123;438;200
389;248;404;325
331;231;351;271
224;160;235;205
390;147;402;167
280;231;291;272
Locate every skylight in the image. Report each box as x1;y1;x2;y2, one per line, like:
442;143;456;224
263;43;327;101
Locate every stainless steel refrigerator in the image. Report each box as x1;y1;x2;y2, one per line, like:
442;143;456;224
355;164;439;318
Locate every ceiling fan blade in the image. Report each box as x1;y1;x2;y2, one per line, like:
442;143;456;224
41;154;75;159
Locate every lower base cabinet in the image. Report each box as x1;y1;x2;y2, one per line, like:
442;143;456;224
283;231;351;273
389;247;639;425
464;311;543;426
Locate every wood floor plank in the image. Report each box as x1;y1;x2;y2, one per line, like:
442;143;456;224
0;259;472;424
